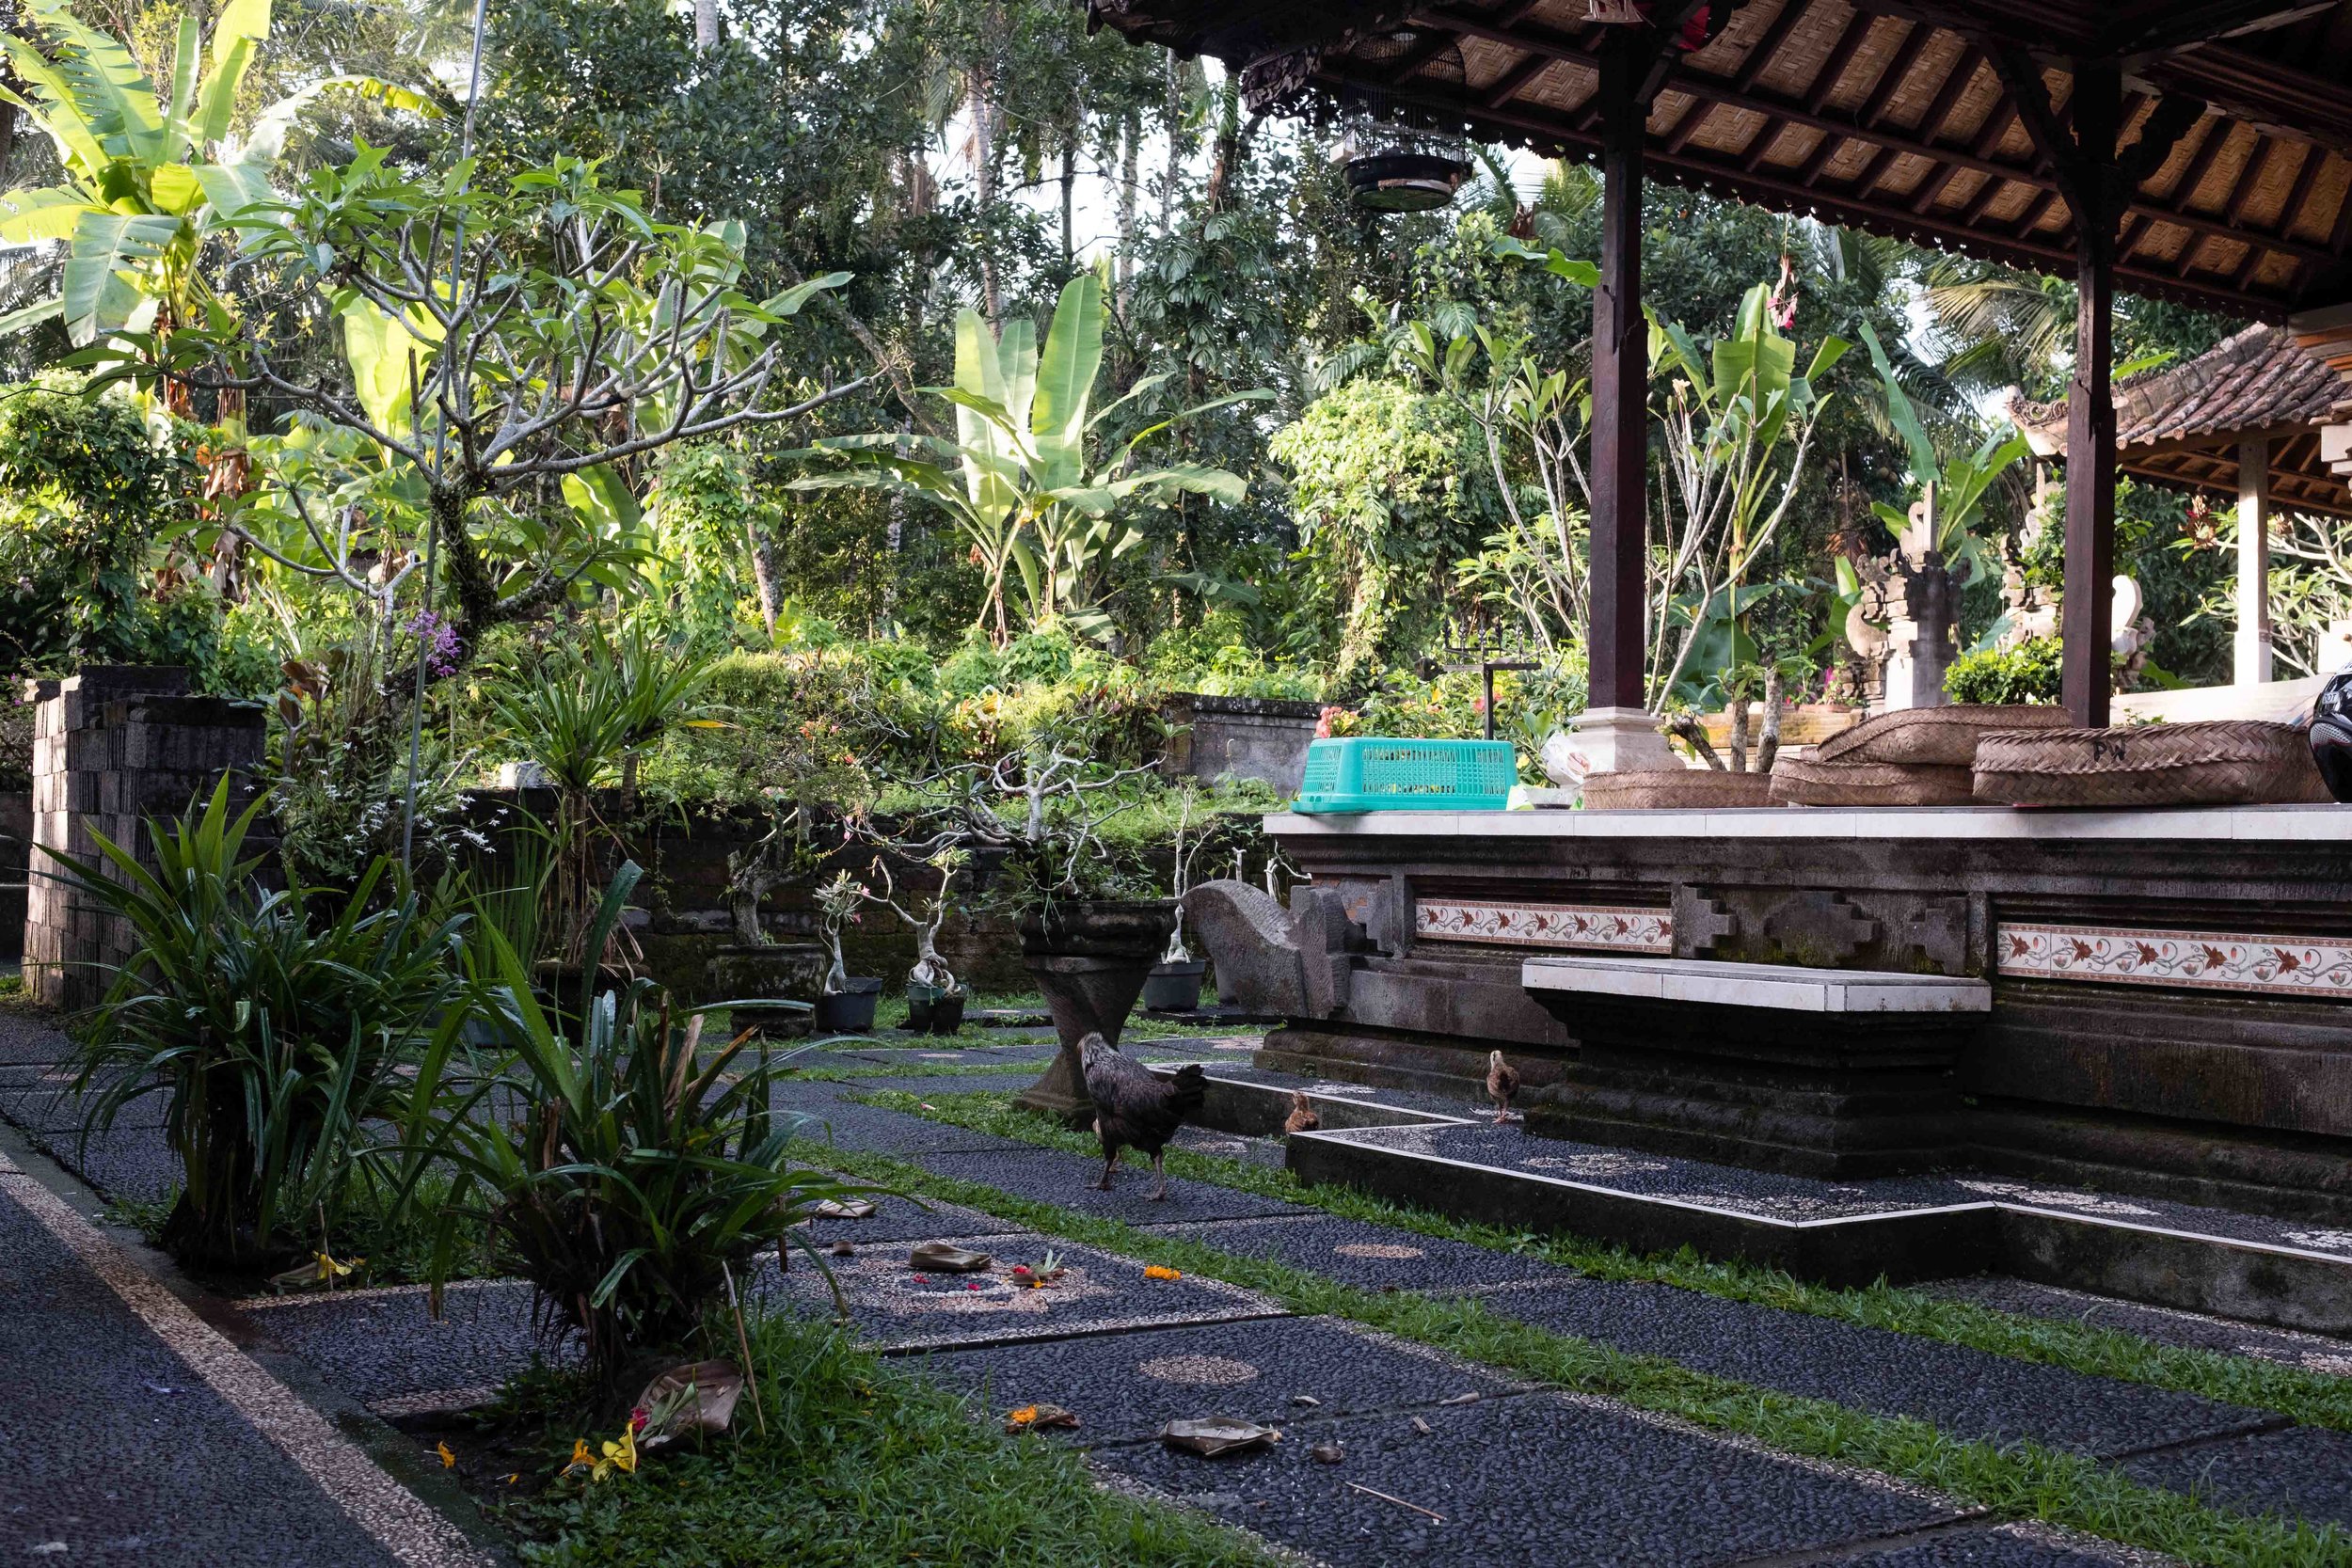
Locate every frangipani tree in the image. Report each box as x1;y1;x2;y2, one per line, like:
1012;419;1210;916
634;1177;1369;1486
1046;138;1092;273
137;150;866;661
801;273;1267;641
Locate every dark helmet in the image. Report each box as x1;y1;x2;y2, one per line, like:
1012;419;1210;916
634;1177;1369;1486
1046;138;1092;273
2308;668;2352;802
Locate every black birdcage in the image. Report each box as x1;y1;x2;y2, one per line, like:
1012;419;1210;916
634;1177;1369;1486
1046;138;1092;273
1336;34;1473;214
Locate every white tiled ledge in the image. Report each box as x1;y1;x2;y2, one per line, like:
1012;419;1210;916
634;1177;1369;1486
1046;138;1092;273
1266;803;2352;843
1523;954;1992;1014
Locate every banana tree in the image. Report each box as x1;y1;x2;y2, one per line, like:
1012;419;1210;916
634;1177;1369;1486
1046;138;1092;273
1858;322;2030;583
798;273;1268;641
1647;282;1849;709
0;0;401;349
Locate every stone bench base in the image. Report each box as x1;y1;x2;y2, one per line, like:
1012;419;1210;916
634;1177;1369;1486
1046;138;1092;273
1521;957;1993;1180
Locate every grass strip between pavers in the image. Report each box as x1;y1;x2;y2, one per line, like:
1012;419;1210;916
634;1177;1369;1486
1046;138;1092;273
800;1133;2352;1568
480;1312;1286;1568
863;1087;2352;1436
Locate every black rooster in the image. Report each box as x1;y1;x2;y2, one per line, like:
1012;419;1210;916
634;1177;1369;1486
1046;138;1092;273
1079;1032;1205;1199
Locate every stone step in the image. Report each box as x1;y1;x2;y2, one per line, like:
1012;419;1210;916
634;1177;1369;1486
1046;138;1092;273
1160;1063;2352;1337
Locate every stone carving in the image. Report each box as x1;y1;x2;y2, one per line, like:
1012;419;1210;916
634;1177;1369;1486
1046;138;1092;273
1413;898;1672;954
1670;886;1740;958
1179;879;1370;1019
1760;890;1879;966
1997;923;2352;999
1885;897;1971;976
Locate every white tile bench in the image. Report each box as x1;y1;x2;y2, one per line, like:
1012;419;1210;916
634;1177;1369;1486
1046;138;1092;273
1518;956;1993;1179
1521;955;1990;1015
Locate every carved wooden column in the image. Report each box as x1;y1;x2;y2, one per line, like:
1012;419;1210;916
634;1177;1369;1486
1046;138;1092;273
2060;61;2121;728
1565;25;1677;773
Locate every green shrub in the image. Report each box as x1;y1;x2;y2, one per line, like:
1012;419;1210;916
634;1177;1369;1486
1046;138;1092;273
66;782;469;1271
403;866;872;1381
0;376;218;678
1944;638;2062;705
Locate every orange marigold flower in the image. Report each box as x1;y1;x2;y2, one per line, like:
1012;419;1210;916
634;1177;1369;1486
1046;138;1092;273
1142;1264;1182;1280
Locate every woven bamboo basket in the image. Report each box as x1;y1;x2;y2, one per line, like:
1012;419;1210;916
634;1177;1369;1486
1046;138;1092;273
1972;721;2332;808
1768;756;1977;807
1816;704;2074;768
1581;768;1778;810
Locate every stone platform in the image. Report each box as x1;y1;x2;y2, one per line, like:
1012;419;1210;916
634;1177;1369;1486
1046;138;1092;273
1231;805;2352;1228
1158;1060;2352;1334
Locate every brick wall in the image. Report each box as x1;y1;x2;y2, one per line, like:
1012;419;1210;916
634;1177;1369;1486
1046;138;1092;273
24;666;266;1010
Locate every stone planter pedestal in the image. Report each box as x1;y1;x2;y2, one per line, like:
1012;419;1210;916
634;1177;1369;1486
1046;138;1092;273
1013;900;1177;1125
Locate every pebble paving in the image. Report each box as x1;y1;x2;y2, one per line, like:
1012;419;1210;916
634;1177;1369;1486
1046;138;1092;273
240;1278;564;1418
1481;1276;2276;1459
1160;1213;1573;1296
914;1144;1311;1224
1089;1390;1963;1568
2118;1424;2352;1528
756;1230;1282;1352
1920;1275;2352;1376
1327;1119;2352;1257
1832;1524;2161;1565
0;1165;405;1566
8;1006;2352;1566
917;1315;1519;1440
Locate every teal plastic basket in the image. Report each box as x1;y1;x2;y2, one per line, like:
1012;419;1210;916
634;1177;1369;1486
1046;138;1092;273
1293;737;1518;814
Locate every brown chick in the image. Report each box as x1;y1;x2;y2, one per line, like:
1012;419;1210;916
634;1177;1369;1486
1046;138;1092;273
1486;1050;1521;1125
1282;1089;1321;1136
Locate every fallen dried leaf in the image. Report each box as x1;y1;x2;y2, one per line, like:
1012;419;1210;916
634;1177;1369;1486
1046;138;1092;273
1142;1264;1183;1281
437;1441;456;1468
1311;1442;1344;1465
1409;1417;1433;1436
1291;1394;1320;1407
1438;1393;1480;1406
830;1240;855;1258
809;1198;878;1220
1161;1417;1281;1458
1005;1403;1080;1433
633;1360;745;1448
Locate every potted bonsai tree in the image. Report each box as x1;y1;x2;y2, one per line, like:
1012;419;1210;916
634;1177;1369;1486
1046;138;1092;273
812;869;882;1033
886;740;1172;1123
1142;788;1212;1013
862;847;970;1036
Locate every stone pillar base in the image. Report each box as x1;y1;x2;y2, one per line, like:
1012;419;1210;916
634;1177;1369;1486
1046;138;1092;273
1548;706;1678;780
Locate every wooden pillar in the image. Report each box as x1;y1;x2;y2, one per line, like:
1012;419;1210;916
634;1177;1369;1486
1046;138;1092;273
1587;28;1648;717
2061;61;2121;728
2235;439;2273;686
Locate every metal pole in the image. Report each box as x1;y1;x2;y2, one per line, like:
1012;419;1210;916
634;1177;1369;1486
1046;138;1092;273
400;0;492;874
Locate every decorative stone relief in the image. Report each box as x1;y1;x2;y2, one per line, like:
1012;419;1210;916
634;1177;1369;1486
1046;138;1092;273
1997;923;2352;1000
1413;898;1671;955
1672;886;1740;958
1760;890;1879;966
1885;897;1971;976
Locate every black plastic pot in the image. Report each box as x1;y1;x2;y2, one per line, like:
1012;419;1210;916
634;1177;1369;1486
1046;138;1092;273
1141;958;1207;1013
907;985;968;1036
815;977;882;1033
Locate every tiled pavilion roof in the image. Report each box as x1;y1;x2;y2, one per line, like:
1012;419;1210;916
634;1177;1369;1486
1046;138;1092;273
1086;0;2352;322
2008;324;2352;517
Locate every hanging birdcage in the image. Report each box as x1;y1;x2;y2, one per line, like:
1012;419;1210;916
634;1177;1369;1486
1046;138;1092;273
1336;34;1473;214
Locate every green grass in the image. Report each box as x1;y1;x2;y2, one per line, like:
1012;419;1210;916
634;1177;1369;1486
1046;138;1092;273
861;1089;2352;1436
479;1308;1279;1568
801;1135;2352;1568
